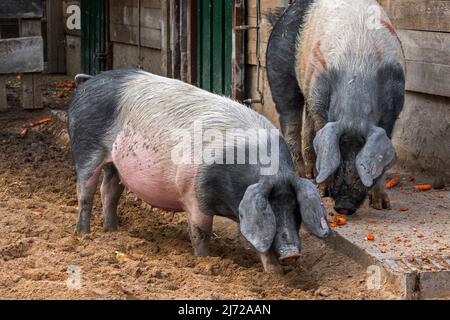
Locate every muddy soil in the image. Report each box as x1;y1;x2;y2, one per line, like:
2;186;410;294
0;76;401;299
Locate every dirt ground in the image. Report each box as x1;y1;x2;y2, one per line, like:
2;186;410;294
0;75;411;300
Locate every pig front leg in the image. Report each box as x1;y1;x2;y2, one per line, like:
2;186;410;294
369;176;391;210
100;164;124;231
259;251;283;275
187;210;213;257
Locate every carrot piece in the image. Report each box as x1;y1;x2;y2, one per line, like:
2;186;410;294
386;177;401;189
414;184;432;192
336;215;347;226
29;117;51;127
399;207;409;212
367;234;375;241
329;221;337;228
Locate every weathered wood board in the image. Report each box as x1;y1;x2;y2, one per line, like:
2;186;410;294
109;0;163;49
0;75;7;112
379;0;450;33
405;61;450;98
21;73;42;110
0;37;44;74
398;30;450;65
0;0;43;19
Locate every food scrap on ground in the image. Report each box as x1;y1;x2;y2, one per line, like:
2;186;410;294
399;207;409;212
386;177;401;189
20;118;52;138
366;234;375;241
414;185;432;192
336;215;347;226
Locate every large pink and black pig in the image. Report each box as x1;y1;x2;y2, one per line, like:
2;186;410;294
267;0;406;215
68;70;330;273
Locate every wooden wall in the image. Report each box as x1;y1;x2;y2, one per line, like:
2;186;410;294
109;0;168;76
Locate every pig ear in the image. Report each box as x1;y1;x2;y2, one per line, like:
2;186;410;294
290;176;330;238
238;183;276;253
356;127;396;188
313;122;342;184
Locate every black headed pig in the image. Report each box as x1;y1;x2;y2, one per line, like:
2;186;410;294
68;69;330;273
267;0;405;214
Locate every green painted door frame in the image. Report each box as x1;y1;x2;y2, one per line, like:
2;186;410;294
80;0;106;75
196;0;233;96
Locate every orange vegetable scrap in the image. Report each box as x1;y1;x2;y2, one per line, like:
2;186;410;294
16;74;21;81
414;184;432;192
29;118;51;127
386;177;401;189
367;234;375;241
399;207;409;212
336;215;347;226
329;221;337;228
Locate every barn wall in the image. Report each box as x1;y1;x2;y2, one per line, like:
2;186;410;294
246;0;450;178
109;0;168;76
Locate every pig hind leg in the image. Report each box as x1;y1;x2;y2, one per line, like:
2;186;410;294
74;153;106;234
100;163;124;231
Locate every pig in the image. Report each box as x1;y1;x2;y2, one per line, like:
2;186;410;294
266;0;405;215
68;69;330;273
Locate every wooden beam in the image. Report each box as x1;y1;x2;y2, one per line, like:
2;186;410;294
0;76;7;113
21;73;43;109
233;0;245;100
405;61;450;98
170;0;181;79
46;0;66;73
161;0;171;76
186;0;196;84
0;37;44;74
397;30;450;66
379;0;450;32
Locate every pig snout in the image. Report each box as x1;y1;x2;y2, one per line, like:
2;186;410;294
272;230;301;264
334;206;356;215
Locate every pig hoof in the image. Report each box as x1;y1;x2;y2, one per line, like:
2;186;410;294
263;263;284;275
103;225;118;232
193;245;210;257
369;191;391;210
75;222;91;235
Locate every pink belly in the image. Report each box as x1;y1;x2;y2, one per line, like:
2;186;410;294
111;131;184;211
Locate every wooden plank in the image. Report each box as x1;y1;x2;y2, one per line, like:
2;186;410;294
160;0;171;76
212;0;223;93
46;0;66;73
170;0;181;79
180;0;188;82
20;19;41;36
397;30;450;65
233;0;245;100
379;0;450;32
0;37;44;74
110;23;161;49
110;5;161;29
0;75;7;112
223;0;232;97
0;0;43;19
187;0;196;84
110;0;161;9
21;73;42;109
405;61;450;98
201;0;211;91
